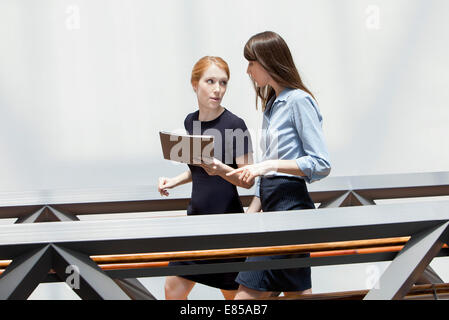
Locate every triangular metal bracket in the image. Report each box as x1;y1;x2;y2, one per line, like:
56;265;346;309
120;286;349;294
319;191;375;208
0;244;131;300
0;245;53;300
364;221;449;300
15;206;79;224
114;278;156;300
51;245;131;300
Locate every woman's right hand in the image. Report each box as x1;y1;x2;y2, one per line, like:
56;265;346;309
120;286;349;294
226;160;276;184
158;177;177;196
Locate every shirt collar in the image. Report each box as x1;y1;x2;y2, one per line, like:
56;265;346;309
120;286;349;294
265;87;295;113
275;87;296;103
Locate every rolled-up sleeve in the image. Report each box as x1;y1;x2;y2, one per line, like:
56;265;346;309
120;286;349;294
291;96;331;183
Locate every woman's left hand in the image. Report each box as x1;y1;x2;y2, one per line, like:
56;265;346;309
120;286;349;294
226;160;276;184
197;157;225;176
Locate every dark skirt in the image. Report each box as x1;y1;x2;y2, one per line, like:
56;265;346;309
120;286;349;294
169;258;244;290
235;175;315;292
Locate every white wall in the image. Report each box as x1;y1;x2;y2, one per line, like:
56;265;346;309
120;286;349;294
1;0;448;192
1;0;449;299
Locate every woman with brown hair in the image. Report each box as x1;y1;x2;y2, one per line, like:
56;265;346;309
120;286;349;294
226;31;331;299
158;56;254;300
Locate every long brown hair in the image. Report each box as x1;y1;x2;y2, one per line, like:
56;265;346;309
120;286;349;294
244;31;315;111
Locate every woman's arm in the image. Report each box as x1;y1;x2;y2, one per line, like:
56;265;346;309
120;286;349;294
226;159;306;184
260;159;306;176
199;153;255;189
158;170;192;196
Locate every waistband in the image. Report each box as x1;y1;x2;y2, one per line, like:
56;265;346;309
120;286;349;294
261;175;306;183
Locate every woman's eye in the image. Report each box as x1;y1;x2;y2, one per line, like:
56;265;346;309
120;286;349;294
207;79;214;84
220;81;227;86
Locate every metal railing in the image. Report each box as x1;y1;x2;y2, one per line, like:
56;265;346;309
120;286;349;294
0;171;449;300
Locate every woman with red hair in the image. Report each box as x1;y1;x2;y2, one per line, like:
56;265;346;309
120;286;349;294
158;56;254;300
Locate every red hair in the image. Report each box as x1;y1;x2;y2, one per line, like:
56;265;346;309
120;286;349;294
191;56;230;88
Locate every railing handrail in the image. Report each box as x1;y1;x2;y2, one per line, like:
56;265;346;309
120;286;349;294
1;200;449;259
1;171;449;219
1;172;449;300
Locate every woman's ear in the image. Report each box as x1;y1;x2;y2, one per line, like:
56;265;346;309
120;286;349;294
192;83;198;93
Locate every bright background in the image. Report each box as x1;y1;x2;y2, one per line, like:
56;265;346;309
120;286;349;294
1;0;448;299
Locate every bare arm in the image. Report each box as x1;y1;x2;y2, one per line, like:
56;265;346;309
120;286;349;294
226;159;305;184
218;153;255;189
271;159;305;176
199;153;255;189
158;170;192;196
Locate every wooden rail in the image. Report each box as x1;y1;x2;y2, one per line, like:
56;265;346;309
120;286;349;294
90;237;411;264
2;236;443;274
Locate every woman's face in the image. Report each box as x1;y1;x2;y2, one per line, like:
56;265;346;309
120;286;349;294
247;60;271;87
193;63;228;110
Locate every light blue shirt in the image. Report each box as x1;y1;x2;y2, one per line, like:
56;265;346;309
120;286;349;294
255;87;331;197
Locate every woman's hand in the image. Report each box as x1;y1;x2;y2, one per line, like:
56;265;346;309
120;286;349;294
197;157;225;176
158;177;177;196
226;160;276;184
